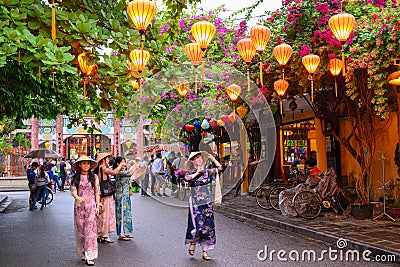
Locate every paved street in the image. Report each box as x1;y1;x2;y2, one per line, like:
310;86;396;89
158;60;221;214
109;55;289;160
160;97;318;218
0;192;396;267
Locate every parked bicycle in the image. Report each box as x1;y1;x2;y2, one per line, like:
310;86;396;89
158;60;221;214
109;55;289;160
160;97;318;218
38;184;54;206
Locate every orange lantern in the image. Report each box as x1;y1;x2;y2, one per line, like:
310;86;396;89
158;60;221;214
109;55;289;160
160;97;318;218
273;43;292;80
176;81;189;97
77;52;97;98
236;105;248;119
388;71;400;86
229;111;238;123
329;58;343;97
130;79;140;90
130;48;150;73
237;38;256;92
274;79;289;114
190;20;216;51
250;24;271;86
226;84;242;101
127;0;156;35
302;54;320;101
328;12;356;76
184;43;204;93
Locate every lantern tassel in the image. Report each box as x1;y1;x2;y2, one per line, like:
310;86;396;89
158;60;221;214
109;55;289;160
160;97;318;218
342;50;346;76
335;78;338;97
202;60;205;81
247;69;250;92
52;0;56;41
195;72;198;94
260;61;263;86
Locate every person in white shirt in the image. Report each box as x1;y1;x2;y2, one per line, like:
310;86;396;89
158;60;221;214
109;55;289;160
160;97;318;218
151;152;168;197
139;156;150;196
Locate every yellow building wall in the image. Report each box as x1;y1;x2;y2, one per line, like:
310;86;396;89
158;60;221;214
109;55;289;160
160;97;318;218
339;112;399;201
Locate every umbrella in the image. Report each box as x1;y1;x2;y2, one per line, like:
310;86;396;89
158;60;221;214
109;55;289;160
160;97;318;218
24;148;62;159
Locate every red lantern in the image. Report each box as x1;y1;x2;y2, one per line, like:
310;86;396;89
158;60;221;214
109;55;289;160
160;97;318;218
220;114;230;124
184;124;195;132
209;118;217;127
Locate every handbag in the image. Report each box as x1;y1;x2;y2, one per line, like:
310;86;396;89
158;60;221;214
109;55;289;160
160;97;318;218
99;167;116;197
214;172;222;205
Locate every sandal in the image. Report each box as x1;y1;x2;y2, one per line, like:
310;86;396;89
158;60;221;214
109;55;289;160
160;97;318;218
101;237;114;243
86;259;95;266
202;251;211;261
188;242;196;256
118;236;131;241
125;235;133;238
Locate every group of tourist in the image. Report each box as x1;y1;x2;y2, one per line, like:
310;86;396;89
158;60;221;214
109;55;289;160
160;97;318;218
71;150;222;265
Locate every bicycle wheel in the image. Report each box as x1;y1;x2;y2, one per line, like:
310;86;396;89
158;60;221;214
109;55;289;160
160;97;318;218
294;191;321;219
38;188;53;205
336;186;357;214
255;185;273;210
269;186;288;210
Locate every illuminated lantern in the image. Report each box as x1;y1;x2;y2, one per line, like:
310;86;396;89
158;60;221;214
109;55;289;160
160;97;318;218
184;43;204;93
302;54;320;101
129;48;150;73
274;79;289;114
176;80;189;97
126;141;132;149
45;142;50;149
190;20;216;51
237;38;256;92
273;43;292;80
329;58;343;97
236;105;248;119
184;124;195;132
226;84;242;101
130;79;140;90
127;0;156;35
388;71;400;86
328;12;356;76
250;23;271;86
77;52;97;98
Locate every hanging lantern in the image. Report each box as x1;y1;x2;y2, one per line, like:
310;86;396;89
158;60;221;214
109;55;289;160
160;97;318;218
273;43;292;80
209;118;218;128
126;141;132;149
130;79;140;90
127;0;156;35
228;112;238;123
250;24;270;86
302;54;320;101
184;43;204;93
226;84;242;101
274;79;289;115
176;81;189;97
388;71;400;86
236;105;248;119
184;124;195;132
328;12;356;76
201;119;210;129
129;48;150;73
217;119;225;127
220;114;230;124
45;142;50;149
329;58;343;97
193;120;201;128
237;38;256;92
190;20;216;51
77;52;97;98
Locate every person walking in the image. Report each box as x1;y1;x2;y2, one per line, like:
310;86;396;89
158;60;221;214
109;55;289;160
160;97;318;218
30;164;50;211
184;151;222;261
70;156;101;266
59;158;67;191
95;153;125;244
113;156;133;241
139;156;150;196
27;162;39;209
151;152;168;197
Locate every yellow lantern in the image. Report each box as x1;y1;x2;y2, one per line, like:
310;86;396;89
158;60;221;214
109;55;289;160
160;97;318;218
388;71;400;86
250;24;271;86
129;48;150;73
328;12;356;76
77;52;97;98
274;79;289;114
126;140;132;149
45;142;50;149
273;43;293;80
329;58;343;97
217;119;225;127
302;54;320;101
237;38;256;92
190;20;216;51
226;84;242;101
130;79;140;90
176;81;189;97
236;105;248;119
127;0;156;34
184;43;204;93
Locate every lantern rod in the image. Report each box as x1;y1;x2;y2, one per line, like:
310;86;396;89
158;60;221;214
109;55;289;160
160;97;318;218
282;68;285;80
260;61;263;86
247;67;250;92
280;98;283;115
335;77;338;97
341;47;346;76
52;69;55;88
202;60;205;81
195;72;198;94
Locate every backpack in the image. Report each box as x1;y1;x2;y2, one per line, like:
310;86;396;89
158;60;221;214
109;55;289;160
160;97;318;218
99;167;116;197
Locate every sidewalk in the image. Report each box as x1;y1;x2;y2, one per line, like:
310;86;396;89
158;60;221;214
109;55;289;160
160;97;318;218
214;194;400;263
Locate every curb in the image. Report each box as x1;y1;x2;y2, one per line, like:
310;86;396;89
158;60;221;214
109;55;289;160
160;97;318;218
214;204;400;264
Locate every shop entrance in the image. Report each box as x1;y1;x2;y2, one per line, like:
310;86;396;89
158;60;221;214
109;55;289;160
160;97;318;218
65;135;111;159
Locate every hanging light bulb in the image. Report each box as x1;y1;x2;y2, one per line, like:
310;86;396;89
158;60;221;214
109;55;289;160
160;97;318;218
273;43;292;80
237;38;256;92
274;79;289;115
302;54;320;101
329;58;343;97
328;12;356;76
250;23;270;86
